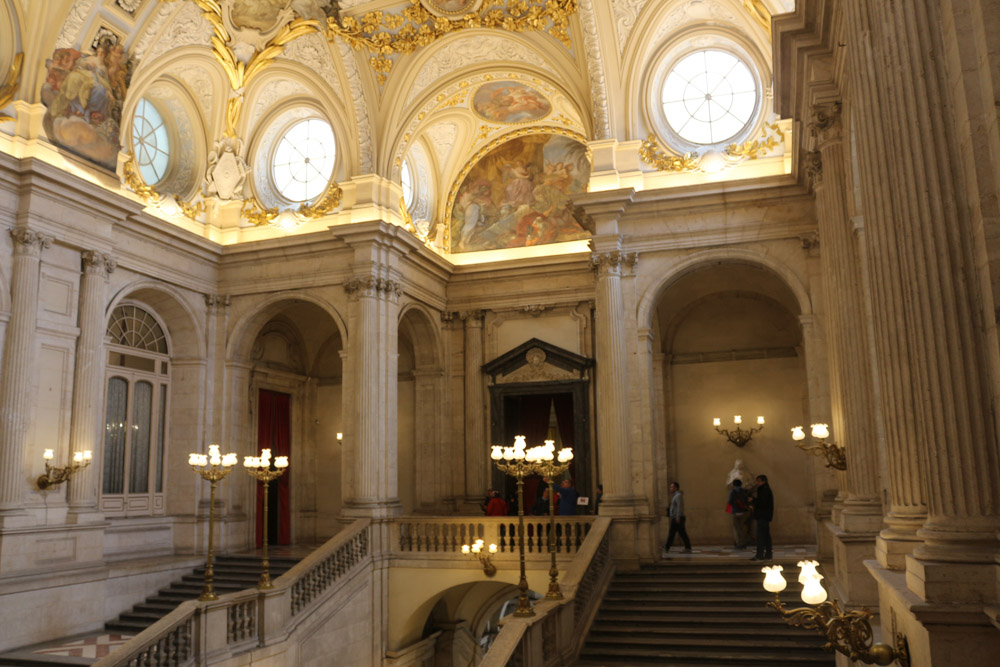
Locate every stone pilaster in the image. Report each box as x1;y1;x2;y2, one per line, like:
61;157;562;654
461;310;486;504
847;0;1000;594
66;250;116;521
343;276;403;518
590;246;638;512
0;229;52;515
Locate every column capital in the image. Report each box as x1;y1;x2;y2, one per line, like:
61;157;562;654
459;309;484;323
82;250;116;277
590;250;638;276
804;150;823;187
9;228;52;256
809;100;843;147
204;294;231;310
343;276;403;301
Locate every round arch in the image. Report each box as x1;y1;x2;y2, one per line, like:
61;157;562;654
637;246;812;331
398;302;444;370
107;280;205;360
227;291;347;362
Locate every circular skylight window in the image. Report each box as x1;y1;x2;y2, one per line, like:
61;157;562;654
661;50;758;145
132;98;170;185
401;159;414;209
271;118;336;202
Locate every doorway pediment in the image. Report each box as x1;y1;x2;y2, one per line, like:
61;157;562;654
482;338;593;386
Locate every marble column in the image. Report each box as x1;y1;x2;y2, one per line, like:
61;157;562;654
848;0;1000;586
66;250;116;521
590;246;637;511
808;106;883;530
843;0;929;569
344;276;402;518
461;311;486;503
0;229;51;514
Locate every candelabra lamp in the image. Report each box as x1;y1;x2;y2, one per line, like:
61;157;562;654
490;435;545;617
243;448;289;590
189;444;238;601
461;539;498;577
713;415;765;447
791;424;847;470
37;448;92;490
531;439;574;599
761;562;909;667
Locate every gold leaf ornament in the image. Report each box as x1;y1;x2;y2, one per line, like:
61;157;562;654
0;52;24;124
123;158;160;203
297;181;343;219
638;135;699;173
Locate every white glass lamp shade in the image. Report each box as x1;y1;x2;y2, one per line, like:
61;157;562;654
801;574;828;604
223;453;238;467
488;544;498;554
513;435;527;450
461;544;470;554
544;439;555;451
734;415;742;425
471;543;481;554
83;450;93;460
762;565;787;593
791;426;806;441
558;448;574;463
757;416;765;425
811;423;830;439
513;448;525;461
73;451;84;463
275;456;289;468
797;560;820;584
189;453;199;465
502;447;514;461
713;417;721;426
491;446;503;460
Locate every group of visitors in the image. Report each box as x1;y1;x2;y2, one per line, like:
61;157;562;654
664;473;775;561
481;478;582;517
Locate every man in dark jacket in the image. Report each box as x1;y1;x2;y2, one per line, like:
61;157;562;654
751;474;774;561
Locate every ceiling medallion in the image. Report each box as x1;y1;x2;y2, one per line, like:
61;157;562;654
639;121;785;174
328;0;578;85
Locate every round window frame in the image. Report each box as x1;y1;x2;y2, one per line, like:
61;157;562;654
130;97;174;187
644;30;769;155
400;156;416;211
266;115;338;206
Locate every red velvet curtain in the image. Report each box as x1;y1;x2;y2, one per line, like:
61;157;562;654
519;394;553;510
257;389;291;547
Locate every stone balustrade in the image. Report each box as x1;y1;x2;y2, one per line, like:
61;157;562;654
393;516;594;556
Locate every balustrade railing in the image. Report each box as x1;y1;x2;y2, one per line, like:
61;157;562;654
395;516;593;555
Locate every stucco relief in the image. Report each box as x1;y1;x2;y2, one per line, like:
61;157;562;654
650;0;737;57
577;0;610;140
55;0;98;50
613;0;650;56
131;1;174;61
145;2;214;64
281;33;343;102
173;65;214;119
335;39;373;173
425;121;457;171
146;82;198;196
248;79;310;130
406;36;544;107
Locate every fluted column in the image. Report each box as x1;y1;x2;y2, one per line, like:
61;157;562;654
591;247;637;510
0;229;52;513
344;276;402;518
66;250;116;519
461;310;486;501
808;104;882;531
847;0;1000;578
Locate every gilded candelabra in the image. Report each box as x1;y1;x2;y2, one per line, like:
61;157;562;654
791;424;847;470
37;448;92;490
189;444;238;602
490;436;545;617
243;448;289;590
761;562;909;667
531;440;575;599
461;539;498;577
713;415;765;447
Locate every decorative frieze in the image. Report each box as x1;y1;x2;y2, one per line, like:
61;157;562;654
343;277;404;300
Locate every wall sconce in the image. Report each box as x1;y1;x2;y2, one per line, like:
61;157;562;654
713;415;764;447
791;424;846;470
761;562;909;666
461;539;497;577
37;448;92;490
336;432;343;444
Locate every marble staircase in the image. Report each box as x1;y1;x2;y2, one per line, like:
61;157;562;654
576;559;836;666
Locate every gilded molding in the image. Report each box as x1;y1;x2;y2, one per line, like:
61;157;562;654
9;229;53;255
123;157;160;203
0;53;24;124
638;135;699;172
297;181;344;219
81;250;117;276
328;0;578;85
743;0;771;34
724;122;786;160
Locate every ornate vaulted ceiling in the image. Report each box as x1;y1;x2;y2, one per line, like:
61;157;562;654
0;0;795;257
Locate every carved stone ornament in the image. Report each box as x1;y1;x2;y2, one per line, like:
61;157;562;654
497;347;579;384
82;250;117;276
590;250;639;274
205;136;249;200
9;229;53;256
804;150;823;186
799;231;820;250
204;294;232;309
343;277;404;299
809;101;843;145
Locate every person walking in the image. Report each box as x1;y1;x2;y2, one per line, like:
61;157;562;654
751;474;774;561
727;478;750;549
557;479;578;516
664;481;692;553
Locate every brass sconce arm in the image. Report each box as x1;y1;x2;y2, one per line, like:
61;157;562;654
37;451;92;490
477;554;497;577
715;424;763;448
795;439;847;470
461;540;498;577
768;596;909;667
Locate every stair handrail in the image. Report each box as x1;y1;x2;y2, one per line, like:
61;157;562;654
95;519;372;666
479;516;613;667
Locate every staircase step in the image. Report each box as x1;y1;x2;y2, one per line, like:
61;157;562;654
578;646;833;664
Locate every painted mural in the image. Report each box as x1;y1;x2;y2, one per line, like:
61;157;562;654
450;133;592;253
422;0;481;16
41;38;132;171
473;81;552;123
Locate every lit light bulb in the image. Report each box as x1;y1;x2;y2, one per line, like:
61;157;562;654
208;444;220;457
491;446;503;460
461;544;470;554
243;456;254;468
336;432;343;441
503;447;514;461
43;449;54;461
275;456;288;468
188;453;199;466
222;453;238;467
513;435;526;450
83;450;92;460
791;426;806;441
811;423;830;439
513;448;525;460
73;452;83;463
471;543;481;554
544;439;555;452
801;574;828;604
762;565;787;593
734;415;742;425
488;544;497;554
713;418;722;427
757;416;765;425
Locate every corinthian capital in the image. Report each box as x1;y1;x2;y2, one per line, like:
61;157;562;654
590;250;638;275
809;101;843;146
9;228;53;256
344;276;403;300
82;250;117;277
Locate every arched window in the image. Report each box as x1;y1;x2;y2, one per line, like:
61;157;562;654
101;304;170;517
271;118;337;202
401;158;415;210
131;98;171;186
